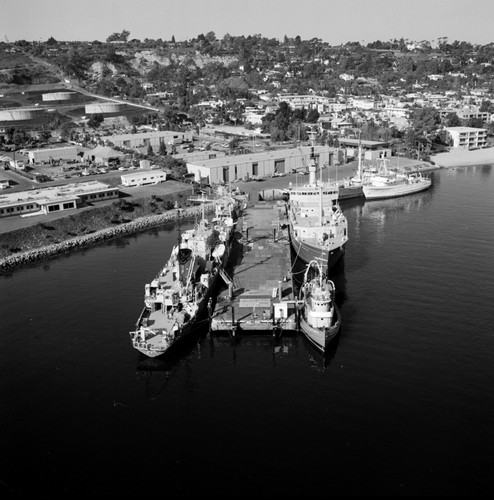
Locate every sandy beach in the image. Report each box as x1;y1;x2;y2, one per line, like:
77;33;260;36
431;147;494;167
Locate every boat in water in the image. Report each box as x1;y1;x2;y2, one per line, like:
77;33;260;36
129;193;238;358
286;143;348;271
298;259;341;353
362;158;432;200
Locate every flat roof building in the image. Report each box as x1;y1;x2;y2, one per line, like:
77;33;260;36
104;130;193;151
0;181;119;218
120;170;167;187
28;146;87;164
445;126;488;150
186;146;334;185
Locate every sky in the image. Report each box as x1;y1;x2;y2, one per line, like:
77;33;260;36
2;0;494;46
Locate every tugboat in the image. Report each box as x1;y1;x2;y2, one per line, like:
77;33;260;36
129;194;237;357
298;259;341;353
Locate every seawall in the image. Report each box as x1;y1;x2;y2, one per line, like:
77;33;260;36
0;205;215;273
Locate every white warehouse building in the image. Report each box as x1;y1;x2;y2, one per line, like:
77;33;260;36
186;146;335;185
28;146;87;164
105;130;193;151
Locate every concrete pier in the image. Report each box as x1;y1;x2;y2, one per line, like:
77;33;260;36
210;200;298;335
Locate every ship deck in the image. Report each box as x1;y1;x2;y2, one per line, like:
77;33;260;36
211;201;298;334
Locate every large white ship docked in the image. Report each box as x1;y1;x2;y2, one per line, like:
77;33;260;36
286;145;348;273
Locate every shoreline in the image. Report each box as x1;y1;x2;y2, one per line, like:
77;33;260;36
431;146;494;168
0;204;216;274
1;154;489;274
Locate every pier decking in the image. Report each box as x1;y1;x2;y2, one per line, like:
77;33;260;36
210;200;297;334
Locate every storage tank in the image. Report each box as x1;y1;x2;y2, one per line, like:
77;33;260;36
0;108;41;121
42;92;76;101
85;103;125;114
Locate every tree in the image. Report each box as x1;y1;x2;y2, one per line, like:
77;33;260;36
13;129;28;147
479;100;493;113
159;141;167;156
444;112;461;127
147;144;154;156
306;108;320;123
106;30;130;43
273;102;292;137
58;49;90;82
87;114;104;129
59;122;76;142
229;137;242;152
410;107;441;137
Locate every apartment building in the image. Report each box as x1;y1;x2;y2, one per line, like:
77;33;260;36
445;126;488;150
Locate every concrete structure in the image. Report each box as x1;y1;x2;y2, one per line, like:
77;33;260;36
28;146;87;164
186;146;334;185
0;181;119;218
210;202;297;333
105;130;193;151
120;170;166;187
445;126;488;150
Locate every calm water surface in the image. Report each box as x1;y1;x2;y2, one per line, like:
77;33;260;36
1;166;494;497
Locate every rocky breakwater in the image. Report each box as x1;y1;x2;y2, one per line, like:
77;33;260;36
0;205;215;273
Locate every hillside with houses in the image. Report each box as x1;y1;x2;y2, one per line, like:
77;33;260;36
2;32;494;164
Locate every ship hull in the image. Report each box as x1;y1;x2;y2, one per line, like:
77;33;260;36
363;179;431;200
299;308;341;352
132;295;211;358
131;263;223;358
338;185;364;200
289;229;345;272
130;207;235;358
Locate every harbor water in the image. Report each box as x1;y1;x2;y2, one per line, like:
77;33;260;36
1;165;494;497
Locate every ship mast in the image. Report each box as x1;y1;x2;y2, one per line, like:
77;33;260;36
357;131;363;182
308;129;323;226
176;206;182;282
308;129;317;187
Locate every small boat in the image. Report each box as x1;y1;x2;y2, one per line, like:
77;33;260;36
362;159;432;200
298;259;341;353
129;194;238;357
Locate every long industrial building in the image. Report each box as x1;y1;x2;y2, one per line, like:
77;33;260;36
104;130;193;150
185;146;335;185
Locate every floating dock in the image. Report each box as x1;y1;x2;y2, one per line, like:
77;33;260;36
210;200;298;335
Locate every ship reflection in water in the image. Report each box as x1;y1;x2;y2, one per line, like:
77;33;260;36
136;324;343;386
343;184;434;239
